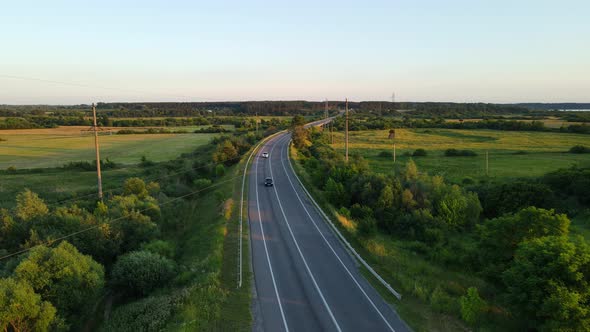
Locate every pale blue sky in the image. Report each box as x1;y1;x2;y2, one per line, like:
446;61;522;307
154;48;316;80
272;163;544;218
1;0;588;104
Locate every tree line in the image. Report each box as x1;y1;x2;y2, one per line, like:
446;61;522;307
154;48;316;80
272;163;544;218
332;115;590;134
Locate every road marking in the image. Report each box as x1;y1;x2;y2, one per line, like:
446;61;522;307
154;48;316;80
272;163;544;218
240;129;286;288
278;135;397;332
268;137;343;332
254;137;289;332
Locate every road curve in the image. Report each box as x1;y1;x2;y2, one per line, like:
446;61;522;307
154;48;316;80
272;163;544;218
248;125;410;332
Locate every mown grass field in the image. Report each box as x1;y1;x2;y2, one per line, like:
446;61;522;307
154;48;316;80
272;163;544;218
331;128;590;182
0;126;219;169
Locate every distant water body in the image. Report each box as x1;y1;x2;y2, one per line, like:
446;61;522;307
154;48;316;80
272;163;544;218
559;109;590;112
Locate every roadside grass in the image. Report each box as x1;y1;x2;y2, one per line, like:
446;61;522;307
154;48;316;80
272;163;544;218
331;129;590;182
0;126;217;169
289;143;516;331
165;140;262;331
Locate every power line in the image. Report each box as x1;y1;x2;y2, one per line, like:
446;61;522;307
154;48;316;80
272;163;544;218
0;74;220;101
2;138;266;209
0;174;242;261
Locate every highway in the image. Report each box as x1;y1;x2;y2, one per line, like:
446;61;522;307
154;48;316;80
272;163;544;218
248;123;410;332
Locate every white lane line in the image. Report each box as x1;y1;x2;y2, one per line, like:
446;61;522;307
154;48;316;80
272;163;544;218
268;138;343;332
254;138;290;332
279;136;397;332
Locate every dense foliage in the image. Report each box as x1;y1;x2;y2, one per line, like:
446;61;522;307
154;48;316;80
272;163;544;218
296;126;590;330
0;130;262;330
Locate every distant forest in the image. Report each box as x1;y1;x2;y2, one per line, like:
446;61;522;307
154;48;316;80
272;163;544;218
1;101;589;121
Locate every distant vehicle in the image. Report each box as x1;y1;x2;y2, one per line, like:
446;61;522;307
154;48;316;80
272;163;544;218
264;177;273;186
261;152;269;158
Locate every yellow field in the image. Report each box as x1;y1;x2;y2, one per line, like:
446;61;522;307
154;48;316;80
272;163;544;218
0;126;215;169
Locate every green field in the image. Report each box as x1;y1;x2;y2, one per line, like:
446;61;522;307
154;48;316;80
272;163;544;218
0;126;217;169
332;129;590;182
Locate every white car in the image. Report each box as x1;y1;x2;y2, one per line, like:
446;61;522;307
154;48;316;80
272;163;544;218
261;152;269;158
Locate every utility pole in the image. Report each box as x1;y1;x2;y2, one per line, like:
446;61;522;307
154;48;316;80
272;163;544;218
486;150;489;176
345;98;349;162
393;143;396;164
92;103;103;202
255;112;259;135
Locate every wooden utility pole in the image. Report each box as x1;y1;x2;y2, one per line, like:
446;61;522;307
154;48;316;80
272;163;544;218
486;150;489;176
255;112;259;135
92;103;103;202
345;98;349;162
393;143;396;164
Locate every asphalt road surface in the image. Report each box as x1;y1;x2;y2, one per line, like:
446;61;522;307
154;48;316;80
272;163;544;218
248;127;410;332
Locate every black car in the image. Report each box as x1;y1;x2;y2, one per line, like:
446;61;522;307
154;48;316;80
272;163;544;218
264;177;273;186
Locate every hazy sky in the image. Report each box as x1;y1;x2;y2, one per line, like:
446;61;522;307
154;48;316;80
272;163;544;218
1;0;588;104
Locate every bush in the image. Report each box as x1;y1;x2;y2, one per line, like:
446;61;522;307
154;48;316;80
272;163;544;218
459;287;486;326
569;145;590;154
513;150;528;155
412;148;427;157
140;156;156;167
430;285;457;314
462;177;475;185
111;251;176;296
377;151;393;158
140;240;175;259
477;180;555;218
100;291;188;332
445;149;477;157
215;164;225;177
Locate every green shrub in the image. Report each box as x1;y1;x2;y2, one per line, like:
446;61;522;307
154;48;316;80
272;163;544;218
569;145;590;153
378;151;393;158
412;148;427;157
111;251;176;296
462;177;475;185
140;240;175;259
101;291;188;332
215;164;225;177
430;285;457;314
445;148;477;157
459;287;486;326
140;156;156;167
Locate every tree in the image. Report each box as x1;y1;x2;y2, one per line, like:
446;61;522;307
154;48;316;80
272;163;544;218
433;184;481;228
291;115;306;127
377;185;395;209
459;287;486;326
111;250;176;296
0;278;57;332
15;189;48;221
213;140;238;166
477;207;570;280
325;177;348;207
502;236;590;330
123;177;148;198
292;126;309;150
404;159;418;182
15;241;104;320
